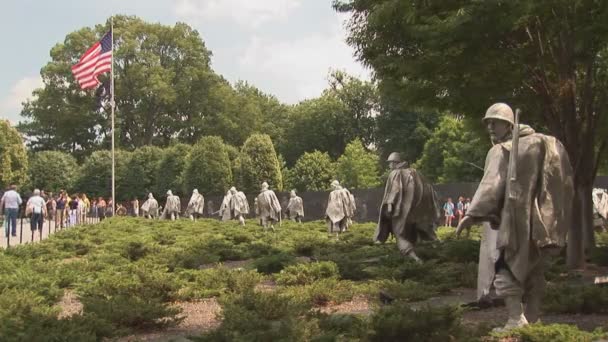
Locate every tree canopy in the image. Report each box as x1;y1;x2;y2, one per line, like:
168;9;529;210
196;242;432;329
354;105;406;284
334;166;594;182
240;134;283;193
183;136;232;196
289;151;336;192
336;139;380;189
335;0;608;266
27;151;78;193
0;120;28;189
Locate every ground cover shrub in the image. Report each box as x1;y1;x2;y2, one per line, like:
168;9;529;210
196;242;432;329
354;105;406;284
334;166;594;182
77;263;183;331
542;284;608;314
281;278;355;306
368;279;438;303
0;261;63;305
275;261;339;286
311;312;368;341
253;252;297;274
0;289;108;342
490;323;607;342
589;246;608;266
193;290;317;342
176;267;262;300
367;303;467;341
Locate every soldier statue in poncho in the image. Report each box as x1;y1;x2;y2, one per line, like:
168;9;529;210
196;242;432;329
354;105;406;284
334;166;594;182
186;189;205;221
286;190;304;223
255;182;282;231
162;190;181;220
457;103;573;331
229;187;249;226
325;180;356;239
374;152;440;263
141;193;159;219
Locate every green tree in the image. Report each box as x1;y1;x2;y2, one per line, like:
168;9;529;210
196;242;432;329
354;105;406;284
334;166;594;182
414;116;486;184
19;15;224;154
119;146;163;200
281;72;378;166
183;136;232;195
290;151;336;192
154;143;191;197
240;134;283;193
76;150;131;200
335;0;608;266
27;151;78;193
336;139;380;189
0;120;28;189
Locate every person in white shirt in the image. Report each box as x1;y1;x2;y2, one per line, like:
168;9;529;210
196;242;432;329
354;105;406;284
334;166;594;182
26;189;47;240
1;184;23;237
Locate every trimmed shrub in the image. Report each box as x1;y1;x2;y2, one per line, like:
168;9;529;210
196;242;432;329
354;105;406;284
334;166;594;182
276;261;340;286
367;304;466;341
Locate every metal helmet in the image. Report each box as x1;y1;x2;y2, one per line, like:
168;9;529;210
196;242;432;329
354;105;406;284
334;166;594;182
387;152;402;162
482;103;514;125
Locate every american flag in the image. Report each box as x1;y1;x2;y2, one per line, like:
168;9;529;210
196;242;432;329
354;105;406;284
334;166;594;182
72;30;112;90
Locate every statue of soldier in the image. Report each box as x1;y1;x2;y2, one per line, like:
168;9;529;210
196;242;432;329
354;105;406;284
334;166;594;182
229;186;249;226
256;182;282;231
186;189;205;221
325;180;356;239
456;103;573;331
286;190;304;223
162;190;181;220
218;190;232;221
374;152;440;263
141;193;159;219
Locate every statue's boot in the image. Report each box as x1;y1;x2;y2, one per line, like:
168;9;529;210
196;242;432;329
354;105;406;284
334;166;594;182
239;216;245;226
524;296;542;323
407;251;423;264
189;215;194;221
493;296;528;332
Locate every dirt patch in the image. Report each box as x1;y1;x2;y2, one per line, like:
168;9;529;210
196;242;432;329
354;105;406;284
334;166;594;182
255;279;277;292
117;299;222;342
58;289;83;319
319;296;371;315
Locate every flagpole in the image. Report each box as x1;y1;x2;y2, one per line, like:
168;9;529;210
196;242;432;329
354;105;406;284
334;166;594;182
110;17;116;216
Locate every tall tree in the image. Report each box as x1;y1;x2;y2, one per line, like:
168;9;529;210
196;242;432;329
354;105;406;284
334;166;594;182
281;72;378;166
76;150;131;200
154;143;191;197
19;15;224;153
0;120;28;189
240;134;283;193
414;116;486;184
27;151;78;193
183;136;232;196
335;0;608;267
336;139;380;189
119;146;163;200
289;151;336;192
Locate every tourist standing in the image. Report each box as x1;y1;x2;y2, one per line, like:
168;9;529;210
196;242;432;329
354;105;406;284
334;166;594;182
0;185;22;237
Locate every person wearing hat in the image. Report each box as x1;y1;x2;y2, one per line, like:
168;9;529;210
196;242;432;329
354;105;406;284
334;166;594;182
162;190;181;220
456;103;573;331
374;152;440;263
325;180;356;239
186;189;205;221
256;182;282;231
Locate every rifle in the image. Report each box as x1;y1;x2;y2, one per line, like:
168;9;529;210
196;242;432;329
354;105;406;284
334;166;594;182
496;109;520;248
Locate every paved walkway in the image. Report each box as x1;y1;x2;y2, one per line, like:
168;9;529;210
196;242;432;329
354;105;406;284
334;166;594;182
1;216;100;248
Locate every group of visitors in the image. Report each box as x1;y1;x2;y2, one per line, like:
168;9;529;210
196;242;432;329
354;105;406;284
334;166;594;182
1;185;114;240
442;196;470;227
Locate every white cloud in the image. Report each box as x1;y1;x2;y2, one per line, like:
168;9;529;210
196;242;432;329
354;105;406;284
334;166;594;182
174;0;301;28
237;14;370;103
0;76;43;123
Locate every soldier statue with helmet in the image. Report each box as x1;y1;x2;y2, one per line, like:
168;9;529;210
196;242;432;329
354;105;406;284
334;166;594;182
374;152;440;263
456;103;574;331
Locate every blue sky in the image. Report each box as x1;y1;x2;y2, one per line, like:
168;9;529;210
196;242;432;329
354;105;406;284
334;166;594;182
0;0;369;123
